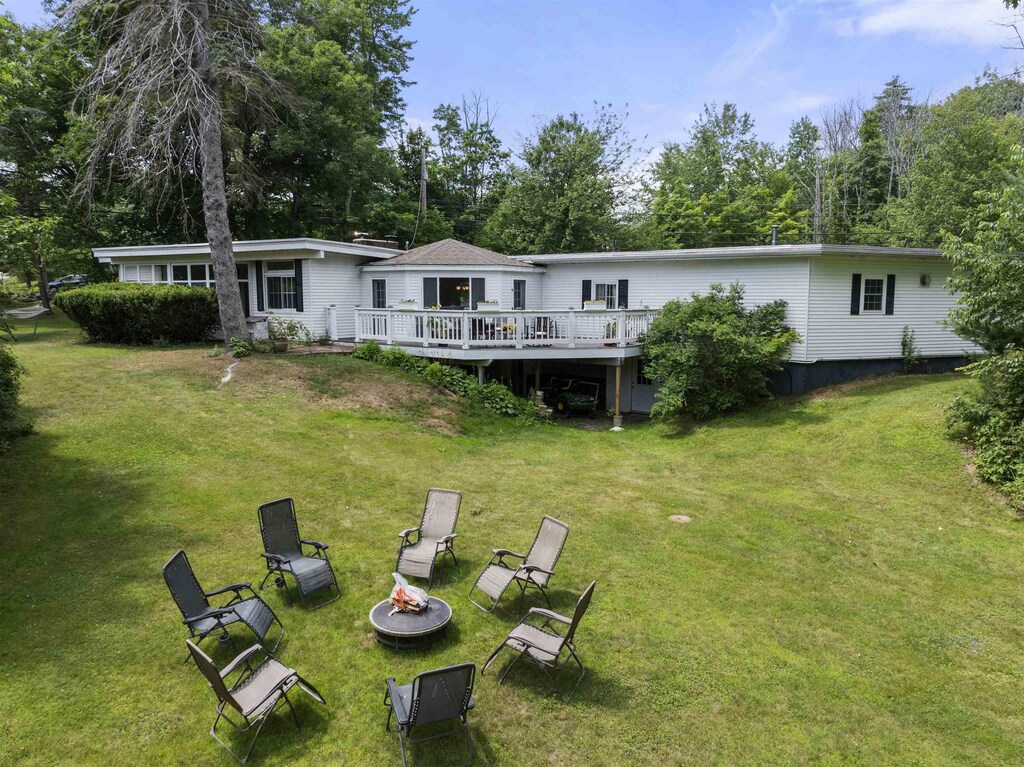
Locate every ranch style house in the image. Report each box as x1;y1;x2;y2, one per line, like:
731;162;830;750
93;238;979;415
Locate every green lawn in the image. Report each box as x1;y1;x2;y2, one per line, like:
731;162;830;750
2;319;1022;766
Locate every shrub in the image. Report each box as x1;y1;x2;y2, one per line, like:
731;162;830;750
946;350;1024;503
53;283;218;344
640;282;800;421
901;326;921;373
0;344;25;449
352;341;536;419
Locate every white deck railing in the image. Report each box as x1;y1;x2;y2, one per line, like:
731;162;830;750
354;308;658;350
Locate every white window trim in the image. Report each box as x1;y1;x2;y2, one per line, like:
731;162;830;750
372;278;388;309
265;263;297;311
861;276;886;313
594;282;617;309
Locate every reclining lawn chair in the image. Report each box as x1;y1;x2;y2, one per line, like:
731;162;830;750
187;640;326;764
0;305;50;341
395;488;461;586
257;498;340;610
468;515;569;613
163;549;284;663
482;581;595;700
383;662;476;767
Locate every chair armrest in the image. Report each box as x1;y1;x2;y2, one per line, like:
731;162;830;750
184;605;236;626
439;533;458;543
518;564;554;576
492;548;525;559
301;539;328;551
220;645;266;678
528;607;572;624
260;553;287;565
205;582;253;598
384;678;410;725
398;528;419;539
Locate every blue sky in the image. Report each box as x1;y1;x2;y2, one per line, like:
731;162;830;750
4;0;1021;150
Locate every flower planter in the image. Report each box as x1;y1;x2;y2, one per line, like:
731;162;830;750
272;340;288;353
398;301;418;311
583;301;607;312
476;302;501;312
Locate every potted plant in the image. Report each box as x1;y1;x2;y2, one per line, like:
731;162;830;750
583;299;606;311
477;299;500;312
267;315;311;352
398;299;418;311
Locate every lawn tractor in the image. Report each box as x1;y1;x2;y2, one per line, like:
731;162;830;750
544;378;600;417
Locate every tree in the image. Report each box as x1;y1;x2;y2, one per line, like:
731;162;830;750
58;0;277;346
640;282;799;420
479;106;640;254
430;92;509;241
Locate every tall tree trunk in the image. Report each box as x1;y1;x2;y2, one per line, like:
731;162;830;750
199;101;249;347
32;253;51;311
195;0;249;348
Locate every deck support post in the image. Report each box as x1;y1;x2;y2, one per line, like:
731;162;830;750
534;363;541;394
613;364;623;429
477;365;486;385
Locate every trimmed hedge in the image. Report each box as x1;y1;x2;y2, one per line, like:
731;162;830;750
53;283;219;344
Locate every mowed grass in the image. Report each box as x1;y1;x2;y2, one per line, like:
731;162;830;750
2;318;1023;766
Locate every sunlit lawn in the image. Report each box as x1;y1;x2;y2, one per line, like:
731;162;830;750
1;317;1022;766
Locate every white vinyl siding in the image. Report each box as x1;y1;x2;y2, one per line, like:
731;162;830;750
540;258;811;362
805;256;981;360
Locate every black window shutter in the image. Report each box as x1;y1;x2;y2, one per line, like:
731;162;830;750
471;277;485;310
582;279;592;308
293;259;304;312
885;274;896;315
255;261;265;312
850;274;861;315
617;279;629;309
423;277;437;308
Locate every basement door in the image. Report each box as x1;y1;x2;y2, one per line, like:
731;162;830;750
630;359;656;414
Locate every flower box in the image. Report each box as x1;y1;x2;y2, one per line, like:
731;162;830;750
583;300;607;311
476;301;501;312
397;300;419;311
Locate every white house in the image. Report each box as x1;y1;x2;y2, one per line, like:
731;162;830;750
94;238;980;414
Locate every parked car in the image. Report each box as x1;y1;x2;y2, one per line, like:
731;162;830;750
543;377;600;417
47;274;89;293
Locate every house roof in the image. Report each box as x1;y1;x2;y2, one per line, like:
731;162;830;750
93;237;402;263
380;238;533;267
517;243;946;265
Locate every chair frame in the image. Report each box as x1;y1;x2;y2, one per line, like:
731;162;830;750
383;663;476;767
163;549;284;664
395;488;462;587
187;641;326;764
468;515;569;614
257;497;340;610
482;581;595;700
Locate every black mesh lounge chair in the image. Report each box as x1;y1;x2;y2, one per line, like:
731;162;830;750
383;663;476;767
187;640;326;764
163;550;283;663
257;498;340;610
395;488;461;586
482;581;595;699
468;516;569;613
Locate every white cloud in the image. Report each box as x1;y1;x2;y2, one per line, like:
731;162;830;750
814;0;1018;47
711;4;793;84
772;91;830;114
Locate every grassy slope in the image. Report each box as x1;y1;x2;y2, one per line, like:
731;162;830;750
1;320;1022;766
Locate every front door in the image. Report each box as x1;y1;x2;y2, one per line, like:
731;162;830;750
630;359;656;414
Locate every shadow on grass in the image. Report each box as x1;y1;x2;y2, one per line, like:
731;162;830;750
0;430;166;671
481;656;631;710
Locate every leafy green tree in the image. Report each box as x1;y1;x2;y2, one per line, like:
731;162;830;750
652;103;807;247
641;282;799;420
479;106;639;254
888;79;1024;246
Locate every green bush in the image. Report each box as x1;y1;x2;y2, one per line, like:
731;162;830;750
640;282;800;421
0;344;25;449
53;283;219;344
946;350;1024;502
352;341;536;419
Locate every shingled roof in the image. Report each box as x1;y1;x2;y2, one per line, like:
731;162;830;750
380;238;532;267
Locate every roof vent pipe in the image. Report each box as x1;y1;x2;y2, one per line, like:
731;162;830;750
771;225;779;246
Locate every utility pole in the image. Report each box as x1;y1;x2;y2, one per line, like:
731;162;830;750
410;146;427;249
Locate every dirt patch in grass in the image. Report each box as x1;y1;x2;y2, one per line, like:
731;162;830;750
112;348;463;434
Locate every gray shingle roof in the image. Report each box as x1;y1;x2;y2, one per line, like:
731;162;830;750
380;238;532;267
